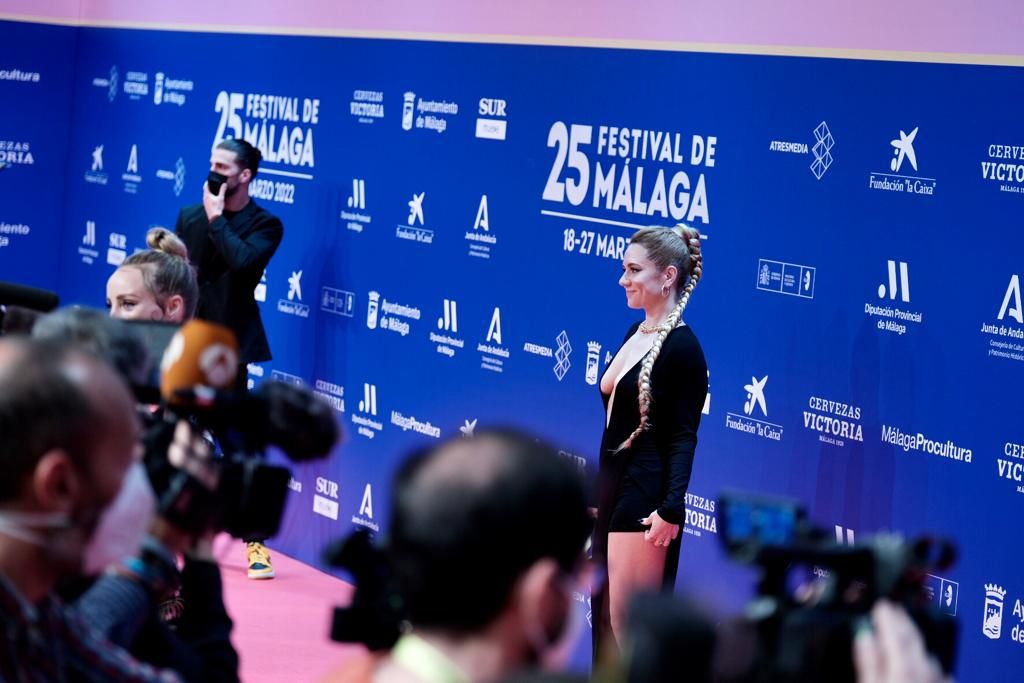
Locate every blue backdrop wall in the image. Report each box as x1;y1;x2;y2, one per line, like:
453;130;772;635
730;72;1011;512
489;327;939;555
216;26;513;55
2;19;1024;678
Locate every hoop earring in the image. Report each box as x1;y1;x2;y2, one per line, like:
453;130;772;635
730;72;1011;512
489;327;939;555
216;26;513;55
661;284;670;298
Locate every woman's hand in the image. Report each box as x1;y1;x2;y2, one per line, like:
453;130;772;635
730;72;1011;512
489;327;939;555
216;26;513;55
641;510;679;548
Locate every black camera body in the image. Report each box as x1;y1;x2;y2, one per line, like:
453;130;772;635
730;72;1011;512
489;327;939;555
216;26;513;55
717;491;958;683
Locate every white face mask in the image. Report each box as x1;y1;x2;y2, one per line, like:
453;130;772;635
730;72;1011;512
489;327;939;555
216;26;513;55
82;463;157;574
0;462;156;575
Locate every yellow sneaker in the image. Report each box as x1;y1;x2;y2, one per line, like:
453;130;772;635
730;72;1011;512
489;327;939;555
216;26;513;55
246;542;275;579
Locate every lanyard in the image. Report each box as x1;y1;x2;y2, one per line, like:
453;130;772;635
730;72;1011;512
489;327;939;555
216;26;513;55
391;633;471;683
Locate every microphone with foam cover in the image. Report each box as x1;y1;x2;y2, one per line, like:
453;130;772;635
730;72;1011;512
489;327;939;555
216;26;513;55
159;319;239;404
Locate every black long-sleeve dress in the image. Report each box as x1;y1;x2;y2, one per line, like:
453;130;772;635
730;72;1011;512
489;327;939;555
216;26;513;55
592;321;708;652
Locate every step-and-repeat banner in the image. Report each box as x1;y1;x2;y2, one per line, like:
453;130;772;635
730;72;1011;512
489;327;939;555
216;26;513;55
3;20;1024;677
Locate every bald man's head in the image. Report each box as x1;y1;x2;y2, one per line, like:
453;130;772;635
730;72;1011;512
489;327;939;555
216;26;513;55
389;430;591;633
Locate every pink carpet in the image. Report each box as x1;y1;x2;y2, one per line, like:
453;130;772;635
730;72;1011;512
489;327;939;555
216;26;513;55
214;537;365;682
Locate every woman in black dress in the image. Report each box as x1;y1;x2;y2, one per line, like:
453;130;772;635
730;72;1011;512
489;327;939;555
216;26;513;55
593;224;708;654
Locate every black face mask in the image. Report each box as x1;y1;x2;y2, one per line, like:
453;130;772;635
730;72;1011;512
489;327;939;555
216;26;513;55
207;171;228;196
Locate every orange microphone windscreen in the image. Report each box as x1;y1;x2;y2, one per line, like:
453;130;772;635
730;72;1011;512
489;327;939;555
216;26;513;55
159;319;240;403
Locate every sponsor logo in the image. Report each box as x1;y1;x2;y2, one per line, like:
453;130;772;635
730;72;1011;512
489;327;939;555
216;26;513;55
313;476;339;521
757;259;815;299
835;526;856;545
350;89;384;124
91;65;119;102
321;286;355;317
402;91;459;134
391;410;441;438
366;290;420;336
313;379;345;413
341;178;371;233
122;144;142;193
478;307;509;372
585;342;602;386
865;260;923;335
122;71;149;100
559;449;587;473
466;194;496;258
997;441;1024;495
352;483;379;532
702;370;712;415
154;157;186;197
213;90;320;181
881;425;972;464
269;369;304;386
85;145;108;185
254;270;267;302
868;126;936;195
79;221;99;264
353;383;383;439
981;275;1024;363
396;191;434;244
683;492;717;538
768;120;835;179
523;331;572;381
922;574;958;616
981;143;1024;195
431;299;465;357
0;140;34;167
460;419;477;437
983;584;1006;640
803;396;863;447
0;68;40;83
277;270;310;318
0;222;29;250
725;375;783;441
153;72;192;106
287;477;302;493
106;232;127;266
476;97;508;140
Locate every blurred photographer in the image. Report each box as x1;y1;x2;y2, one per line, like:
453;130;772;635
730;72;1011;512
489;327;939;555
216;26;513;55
325;430;592;683
0;337;183;681
32;308;240;682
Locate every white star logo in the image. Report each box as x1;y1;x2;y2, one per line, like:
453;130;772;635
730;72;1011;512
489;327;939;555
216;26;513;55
460;419;477;437
288;270;303;301
743;376;768;417
407;192;425;226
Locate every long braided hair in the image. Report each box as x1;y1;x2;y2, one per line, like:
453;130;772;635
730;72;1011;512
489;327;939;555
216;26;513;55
616;224;703;452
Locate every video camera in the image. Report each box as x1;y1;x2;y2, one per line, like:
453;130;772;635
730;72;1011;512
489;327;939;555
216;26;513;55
137;319;339;540
717;491;958;682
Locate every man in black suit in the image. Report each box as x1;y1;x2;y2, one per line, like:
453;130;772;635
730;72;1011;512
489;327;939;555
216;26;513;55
175;138;282;580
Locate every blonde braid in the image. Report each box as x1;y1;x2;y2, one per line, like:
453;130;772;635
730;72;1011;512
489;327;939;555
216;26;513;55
616;226;703;452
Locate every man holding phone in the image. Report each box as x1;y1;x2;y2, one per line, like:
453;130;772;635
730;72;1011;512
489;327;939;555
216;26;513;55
174;138;283;580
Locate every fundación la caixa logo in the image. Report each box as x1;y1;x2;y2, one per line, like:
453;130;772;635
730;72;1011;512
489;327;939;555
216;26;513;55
725;375;783;441
868;126;936;196
85;145;108;185
277;270;310;318
396;191;434;244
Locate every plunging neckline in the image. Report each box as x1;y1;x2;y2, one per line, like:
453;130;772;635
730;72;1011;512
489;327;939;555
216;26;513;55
602;323;685;427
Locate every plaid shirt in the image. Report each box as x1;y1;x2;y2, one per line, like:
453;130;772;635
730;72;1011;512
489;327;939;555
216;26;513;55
0;574;181;683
